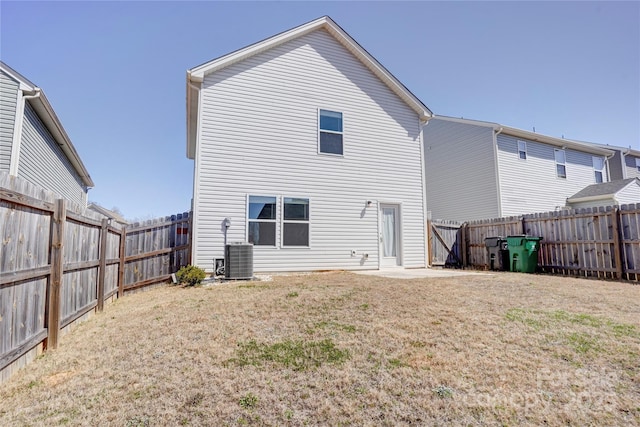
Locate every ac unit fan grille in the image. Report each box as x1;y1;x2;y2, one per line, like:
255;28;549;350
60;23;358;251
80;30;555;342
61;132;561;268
225;243;253;279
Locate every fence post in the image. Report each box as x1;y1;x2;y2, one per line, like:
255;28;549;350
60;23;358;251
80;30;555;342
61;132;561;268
97;218;108;311
118;226;126;298
187;212;193;265
461;223;468;269
46;198;65;350
611;207;624;280
426;219;433;267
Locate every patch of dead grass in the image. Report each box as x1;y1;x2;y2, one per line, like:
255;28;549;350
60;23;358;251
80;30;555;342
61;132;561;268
1;271;639;426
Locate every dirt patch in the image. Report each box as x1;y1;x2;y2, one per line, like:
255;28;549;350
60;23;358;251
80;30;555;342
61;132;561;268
1;271;639;426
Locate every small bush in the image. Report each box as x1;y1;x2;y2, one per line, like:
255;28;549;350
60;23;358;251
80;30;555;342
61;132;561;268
176;265;206;286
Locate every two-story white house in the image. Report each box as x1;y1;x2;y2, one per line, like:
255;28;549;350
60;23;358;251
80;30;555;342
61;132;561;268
423;116;614;221
0;61;93;209
186;16;433;272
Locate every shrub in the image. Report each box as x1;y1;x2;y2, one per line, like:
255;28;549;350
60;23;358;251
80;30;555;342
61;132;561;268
176;265;206;286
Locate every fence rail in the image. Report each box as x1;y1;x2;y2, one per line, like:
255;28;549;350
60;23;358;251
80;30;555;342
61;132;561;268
431;203;640;282
1;176;191;382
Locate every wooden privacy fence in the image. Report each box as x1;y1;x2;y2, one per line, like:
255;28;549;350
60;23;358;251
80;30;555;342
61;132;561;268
1;178;191;382
433;203;639;282
427;219;462;267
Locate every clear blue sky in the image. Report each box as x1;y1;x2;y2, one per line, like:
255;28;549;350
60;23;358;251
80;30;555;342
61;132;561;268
2;1;638;220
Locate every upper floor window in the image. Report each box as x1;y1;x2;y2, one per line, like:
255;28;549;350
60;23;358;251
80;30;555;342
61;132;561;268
319;109;343;155
554;149;566;179
282;197;310;247
247;196;276;246
636;157;640;172
592;156;605;183
517;140;527;160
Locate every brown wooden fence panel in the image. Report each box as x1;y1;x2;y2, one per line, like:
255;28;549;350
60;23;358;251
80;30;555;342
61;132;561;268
465;216;523;269
460;203;639;282
1;173;191;383
619;203;640;281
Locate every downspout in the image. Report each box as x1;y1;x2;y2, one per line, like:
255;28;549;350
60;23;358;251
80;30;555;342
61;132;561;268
9;89;41;176
186;74;202;269
419;116;431;268
493;127;504;217
603;151;615;182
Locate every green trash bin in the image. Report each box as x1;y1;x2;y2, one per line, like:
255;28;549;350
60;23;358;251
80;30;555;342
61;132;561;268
506;235;542;273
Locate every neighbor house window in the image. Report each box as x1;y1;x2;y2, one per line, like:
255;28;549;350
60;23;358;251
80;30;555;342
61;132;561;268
319;109;343;155
282;197;309;247
554;149;567;179
592;156;605;183
517;140;527;160
636;158;640;172
247;196;276;246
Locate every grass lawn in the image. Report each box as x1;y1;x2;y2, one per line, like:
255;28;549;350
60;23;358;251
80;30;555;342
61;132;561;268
1;271;639;426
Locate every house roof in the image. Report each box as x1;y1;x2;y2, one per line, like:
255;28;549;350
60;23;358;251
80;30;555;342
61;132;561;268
0;61;94;187
580;141;640;158
567;178;640;203
186;16;433;159
432;115;614;157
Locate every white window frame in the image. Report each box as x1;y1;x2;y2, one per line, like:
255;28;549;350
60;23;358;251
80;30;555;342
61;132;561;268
281;196;310;248
318;109;344;156
517;140;527;160
246;195;278;247
554;149;567;179
592;156;605;183
636;157;640;173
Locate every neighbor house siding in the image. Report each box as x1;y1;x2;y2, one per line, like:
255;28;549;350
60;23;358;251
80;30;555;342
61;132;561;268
18;102;87;207
616;182;640;205
608;150;625;180
193;29;425;272
423;119;499;221
497;134;602;216
0;70;18;171
623;154;640;179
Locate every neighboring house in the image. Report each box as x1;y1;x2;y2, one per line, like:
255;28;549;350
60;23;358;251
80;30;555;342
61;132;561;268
87;203;129;225
596;145;640;181
186;16;432;272
566;178;640;209
0;61;93;209
423;116;614;222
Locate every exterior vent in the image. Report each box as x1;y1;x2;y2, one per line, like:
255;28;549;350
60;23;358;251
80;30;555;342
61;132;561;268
225;242;253;280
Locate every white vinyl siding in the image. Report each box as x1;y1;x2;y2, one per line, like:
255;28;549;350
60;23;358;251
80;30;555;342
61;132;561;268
18;102;87;207
625;156;640;179
192;29;425;272
0;70;18;171
616;181;640;205
497;134;601;216
423;118;499;221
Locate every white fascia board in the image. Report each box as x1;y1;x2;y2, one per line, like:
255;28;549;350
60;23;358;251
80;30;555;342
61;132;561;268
187;16;432;121
186;80;199;159
501;126;614;156
567;194;615;203
433;115;614;157
430;115;501;129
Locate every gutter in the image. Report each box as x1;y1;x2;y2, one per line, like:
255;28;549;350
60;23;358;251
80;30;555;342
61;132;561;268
8;89;42;175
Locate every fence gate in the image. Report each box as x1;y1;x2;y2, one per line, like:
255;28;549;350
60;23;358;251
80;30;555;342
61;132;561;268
428;219;463;267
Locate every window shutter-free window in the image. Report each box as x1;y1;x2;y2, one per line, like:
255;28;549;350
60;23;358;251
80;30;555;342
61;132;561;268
517;140;527;160
282;197;309;247
248;196;276;246
319;110;343;155
555;149;567;179
592;156;605;183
